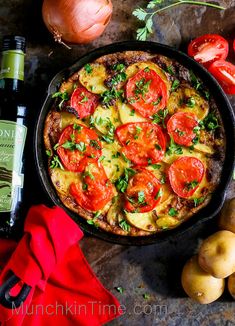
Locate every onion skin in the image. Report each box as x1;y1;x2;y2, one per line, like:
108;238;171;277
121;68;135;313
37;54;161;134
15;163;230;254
42;0;113;45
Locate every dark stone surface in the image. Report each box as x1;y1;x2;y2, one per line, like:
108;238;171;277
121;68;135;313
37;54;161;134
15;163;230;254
0;0;235;325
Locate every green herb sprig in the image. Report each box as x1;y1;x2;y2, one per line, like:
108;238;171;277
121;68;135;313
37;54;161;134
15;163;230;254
133;1;225;41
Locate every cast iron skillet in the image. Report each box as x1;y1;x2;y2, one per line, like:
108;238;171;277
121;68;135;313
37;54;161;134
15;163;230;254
35;41;235;246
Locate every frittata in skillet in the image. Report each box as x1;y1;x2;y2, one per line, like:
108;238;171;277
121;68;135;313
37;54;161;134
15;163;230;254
44;51;225;236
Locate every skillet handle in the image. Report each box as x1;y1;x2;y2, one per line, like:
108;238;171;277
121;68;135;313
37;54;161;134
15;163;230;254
0;274;32;309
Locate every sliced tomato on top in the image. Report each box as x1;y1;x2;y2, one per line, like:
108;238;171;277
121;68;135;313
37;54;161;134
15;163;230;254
70;158;114;212
57;124;102;172
124;168;162;213
188;34;229;68
115;122;166;166
126;68;168;118
70;85;99;119
168;157;204;198
208;60;235;94
167;112;198;146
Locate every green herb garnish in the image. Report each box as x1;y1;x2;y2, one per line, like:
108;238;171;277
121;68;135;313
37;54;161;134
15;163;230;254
116;168;136;193
168;207;178;217
50;155;64;170
166;137;183;155
84;63;93;74
193;197;205;207
133;1;225;41
171;79;180;92
152;109;168;128
119;219;131;232
115;286;124;294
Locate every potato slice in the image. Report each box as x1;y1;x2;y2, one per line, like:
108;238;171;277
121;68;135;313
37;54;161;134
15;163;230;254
194;142;214;155
79;63;108;94
156;215;180;229
125;61;171;93
106;196;124;226
60;112;86;130
101;141;129;182
167;86;209;120
117;101;147;124
59;79;76;96
162;147;205;165
125;211;157;232
50;168;81;196
93;104;121;134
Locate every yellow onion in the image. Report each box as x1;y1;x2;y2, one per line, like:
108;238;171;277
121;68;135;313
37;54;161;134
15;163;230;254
42;0;113;45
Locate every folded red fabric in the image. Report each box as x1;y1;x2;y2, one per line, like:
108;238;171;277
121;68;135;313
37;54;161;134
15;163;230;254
0;205;122;325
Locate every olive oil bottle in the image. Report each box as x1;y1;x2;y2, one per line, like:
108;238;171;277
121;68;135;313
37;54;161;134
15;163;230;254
0;36;27;237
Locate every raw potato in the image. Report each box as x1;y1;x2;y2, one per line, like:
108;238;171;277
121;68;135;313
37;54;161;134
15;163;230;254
218;198;235;233
228;272;235;299
198;230;235;278
181;255;225;304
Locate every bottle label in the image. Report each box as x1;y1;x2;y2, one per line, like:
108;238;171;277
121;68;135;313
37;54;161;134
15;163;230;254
0;50;24;81
0;120;27;212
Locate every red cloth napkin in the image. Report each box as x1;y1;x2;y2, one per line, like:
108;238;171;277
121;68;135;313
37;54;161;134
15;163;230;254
0;205;122;325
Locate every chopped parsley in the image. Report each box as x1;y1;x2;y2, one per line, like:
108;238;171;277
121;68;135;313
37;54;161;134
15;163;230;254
193;197;205;207
87;218;99;228
46;149;52;157
166;65;175;75
143;293;150;300
186;97;196;108
138;191;145;204
112;63;125;72
101;88;124;106
168;207;178;217
115;286;124;294
119;219;131;232
73;124;82;132
152;96;162;106
62;140;86;152
185;180;199;190
155;144;162;150
83;171;95;180
79;93;88;103
116;168;136;193
166;137;183;155
134;126;142;139
112;152;121;159
151;163;161;169
52;91;69;109
152;109;168;128
155;188;163;200
84;63;93;74
111;72;127;85
201;113;219;131
90;139;101;150
130;109;135;116
171;79;180;92
134;78;151;98
50;155;64;170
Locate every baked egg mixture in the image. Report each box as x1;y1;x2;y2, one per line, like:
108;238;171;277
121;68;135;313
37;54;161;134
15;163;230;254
44;51;225;236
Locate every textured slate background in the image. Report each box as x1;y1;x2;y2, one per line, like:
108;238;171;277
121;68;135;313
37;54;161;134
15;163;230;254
0;0;235;325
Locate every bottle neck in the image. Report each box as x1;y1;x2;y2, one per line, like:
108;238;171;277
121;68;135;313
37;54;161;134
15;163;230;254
0;49;25;93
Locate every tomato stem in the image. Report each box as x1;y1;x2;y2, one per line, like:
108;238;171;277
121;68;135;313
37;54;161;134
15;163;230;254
151;1;225;15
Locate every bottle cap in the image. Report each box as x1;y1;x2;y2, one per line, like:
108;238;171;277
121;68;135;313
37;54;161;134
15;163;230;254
2;36;26;53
